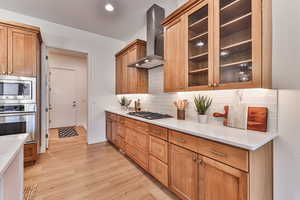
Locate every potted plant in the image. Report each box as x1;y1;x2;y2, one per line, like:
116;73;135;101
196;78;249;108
118;96;132;111
194;95;212;124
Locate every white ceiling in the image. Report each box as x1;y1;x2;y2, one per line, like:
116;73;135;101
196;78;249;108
0;0;178;41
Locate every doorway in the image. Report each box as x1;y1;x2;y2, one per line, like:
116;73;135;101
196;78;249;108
46;48;88;149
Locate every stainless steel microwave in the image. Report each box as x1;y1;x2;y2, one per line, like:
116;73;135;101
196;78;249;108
0;76;36;104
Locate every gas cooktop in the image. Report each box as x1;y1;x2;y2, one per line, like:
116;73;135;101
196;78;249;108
128;112;173;120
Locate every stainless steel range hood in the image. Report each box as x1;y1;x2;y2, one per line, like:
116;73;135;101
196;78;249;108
129;4;165;69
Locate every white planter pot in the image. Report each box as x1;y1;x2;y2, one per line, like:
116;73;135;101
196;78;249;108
198;114;208;124
121;106;127;111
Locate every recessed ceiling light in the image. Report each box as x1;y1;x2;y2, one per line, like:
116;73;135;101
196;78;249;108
105;3;114;12
144;59;150;63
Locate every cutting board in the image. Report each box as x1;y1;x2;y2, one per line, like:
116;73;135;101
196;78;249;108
213;106;268;132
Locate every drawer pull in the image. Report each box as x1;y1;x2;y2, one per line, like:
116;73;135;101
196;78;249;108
152;129;161;135
192;157;197;162
210;150;226;157
155;167;161;174
176;138;186;143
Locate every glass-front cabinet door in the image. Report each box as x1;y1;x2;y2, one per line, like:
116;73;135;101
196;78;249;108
185;0;214;90
214;0;262;89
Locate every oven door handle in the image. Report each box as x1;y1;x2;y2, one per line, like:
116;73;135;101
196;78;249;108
0;112;35;117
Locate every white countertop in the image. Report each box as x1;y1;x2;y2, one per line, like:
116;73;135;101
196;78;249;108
0;134;29;176
106;109;278;151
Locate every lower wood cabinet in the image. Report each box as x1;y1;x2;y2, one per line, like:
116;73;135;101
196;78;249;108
105;112;273;200
106;119;112;142
24;143;38;166
149;136;168;163
125;143;148;171
199;155;248;200
149;155;168;187
169;144;198;200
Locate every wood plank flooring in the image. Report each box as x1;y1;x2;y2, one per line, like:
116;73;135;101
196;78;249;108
25;127;179;200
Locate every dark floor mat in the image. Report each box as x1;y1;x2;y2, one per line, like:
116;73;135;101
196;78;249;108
58;127;79;138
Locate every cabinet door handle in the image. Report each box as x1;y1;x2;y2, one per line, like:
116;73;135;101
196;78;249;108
192;157;197;162
197;159;203;165
210;150;226;157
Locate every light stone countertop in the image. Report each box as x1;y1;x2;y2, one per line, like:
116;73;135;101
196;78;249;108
0;134;29;176
106;108;278;151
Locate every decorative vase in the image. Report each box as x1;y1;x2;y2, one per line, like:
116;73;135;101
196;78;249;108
121;106;127;111
198;114;208;124
177;109;185;120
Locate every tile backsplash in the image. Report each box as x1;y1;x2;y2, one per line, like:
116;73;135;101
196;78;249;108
117;67;278;132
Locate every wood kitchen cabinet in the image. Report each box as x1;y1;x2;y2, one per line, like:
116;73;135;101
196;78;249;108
106;118;112;142
164;17;186;92
0;20;40;77
198;155;248;200
0;25;8;74
162;0;272;91
106;112;273;200
169;144;198;200
115;39;148;94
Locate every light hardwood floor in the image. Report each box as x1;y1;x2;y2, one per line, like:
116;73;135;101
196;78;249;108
25;127;179;200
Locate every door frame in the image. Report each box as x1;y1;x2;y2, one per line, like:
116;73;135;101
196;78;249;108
40;46;89;152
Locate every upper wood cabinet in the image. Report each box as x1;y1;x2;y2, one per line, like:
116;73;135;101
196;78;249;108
162;0;272;92
0;25;8;75
0;20;41;77
164;17;186;92
8;28;38;77
115;40;148;94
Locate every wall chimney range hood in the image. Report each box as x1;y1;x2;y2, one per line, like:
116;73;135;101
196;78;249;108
129;4;165;69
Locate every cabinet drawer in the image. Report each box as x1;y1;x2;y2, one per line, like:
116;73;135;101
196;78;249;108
107;112;117;121
117;124;126;138
169;130;249;171
118;115;125;124
169;130;199;153
149;156;168;187
149;124;168;140
125;118;136;128
126;144;148;170
149;136;168;163
24;143;38;163
135;120;149;134
125;128;148;151
197;137;249;172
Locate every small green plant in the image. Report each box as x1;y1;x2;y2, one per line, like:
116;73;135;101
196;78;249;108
118;96;132;107
193;95;213;115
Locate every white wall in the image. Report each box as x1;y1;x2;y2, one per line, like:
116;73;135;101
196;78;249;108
0;9;126;151
273;0;300;199
48;52;88;129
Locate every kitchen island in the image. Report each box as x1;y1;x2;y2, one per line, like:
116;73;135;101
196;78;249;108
0;134;28;200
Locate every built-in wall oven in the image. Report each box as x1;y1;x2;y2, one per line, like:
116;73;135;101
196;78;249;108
0;75;36;104
0;104;36;143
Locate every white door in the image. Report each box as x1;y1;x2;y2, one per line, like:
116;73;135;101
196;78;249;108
49;68;78;128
